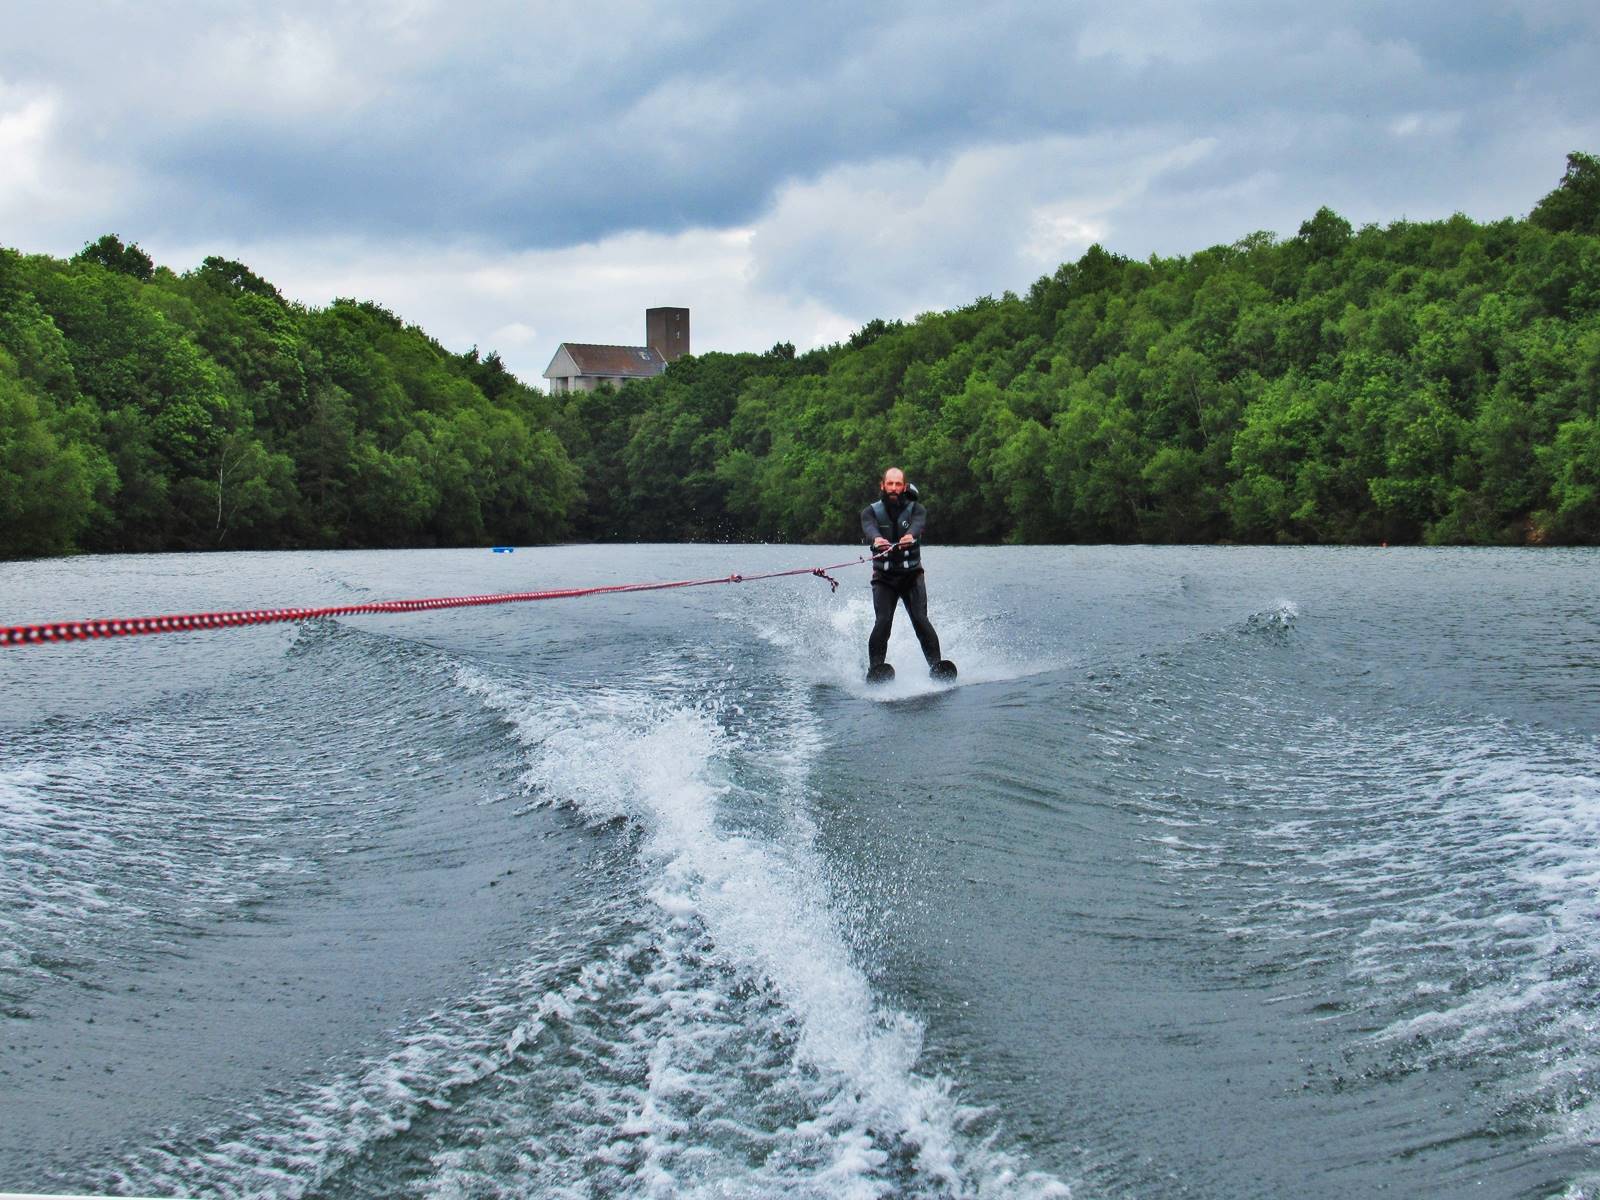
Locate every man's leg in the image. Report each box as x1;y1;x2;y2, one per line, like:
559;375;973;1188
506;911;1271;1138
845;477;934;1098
868;580;898;667
901;575;943;666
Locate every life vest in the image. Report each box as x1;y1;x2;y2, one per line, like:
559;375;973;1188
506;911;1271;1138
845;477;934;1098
869;499;922;575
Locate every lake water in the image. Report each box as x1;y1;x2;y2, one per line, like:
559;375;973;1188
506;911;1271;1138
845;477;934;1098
3;544;1598;1199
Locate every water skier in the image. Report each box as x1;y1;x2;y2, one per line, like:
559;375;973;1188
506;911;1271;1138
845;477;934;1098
861;466;955;682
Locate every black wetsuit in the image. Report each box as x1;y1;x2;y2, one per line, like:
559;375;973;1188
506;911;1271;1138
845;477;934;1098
861;494;943;669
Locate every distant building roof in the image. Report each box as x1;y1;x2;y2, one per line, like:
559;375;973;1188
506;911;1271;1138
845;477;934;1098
546;343;665;379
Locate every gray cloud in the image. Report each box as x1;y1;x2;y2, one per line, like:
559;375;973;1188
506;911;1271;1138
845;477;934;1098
6;0;1592;251
2;0;1597;380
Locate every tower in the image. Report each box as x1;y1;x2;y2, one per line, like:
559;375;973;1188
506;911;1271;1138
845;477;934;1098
646;307;690;363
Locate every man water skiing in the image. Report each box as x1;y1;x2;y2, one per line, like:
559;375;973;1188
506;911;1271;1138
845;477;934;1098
861;466;956;682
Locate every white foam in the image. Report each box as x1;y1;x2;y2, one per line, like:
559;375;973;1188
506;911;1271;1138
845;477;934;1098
1233;715;1600;1159
90;652;1071;1198
721;584;1059;702
1130;640;1600;1178
456;663;1072;1197
0;749;309;1001
102;924;621;1200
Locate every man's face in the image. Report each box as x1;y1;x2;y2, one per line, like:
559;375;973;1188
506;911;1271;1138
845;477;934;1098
881;469;907;497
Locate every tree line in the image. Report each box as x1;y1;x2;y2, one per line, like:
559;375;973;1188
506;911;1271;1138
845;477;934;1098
3;152;1597;557
0;242;577;557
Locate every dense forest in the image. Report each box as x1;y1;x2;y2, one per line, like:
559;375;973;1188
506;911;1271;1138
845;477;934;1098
3;153;1598;557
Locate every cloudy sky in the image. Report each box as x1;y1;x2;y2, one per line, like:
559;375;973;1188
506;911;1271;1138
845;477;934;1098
4;0;1597;385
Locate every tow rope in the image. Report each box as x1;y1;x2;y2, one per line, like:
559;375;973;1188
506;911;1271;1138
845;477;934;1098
1;551;899;648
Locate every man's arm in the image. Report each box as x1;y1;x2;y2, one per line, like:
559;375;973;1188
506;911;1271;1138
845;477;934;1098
903;502;927;543
861;505;887;547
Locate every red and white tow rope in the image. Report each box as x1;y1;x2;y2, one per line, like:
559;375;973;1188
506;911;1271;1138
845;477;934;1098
1;552;899;648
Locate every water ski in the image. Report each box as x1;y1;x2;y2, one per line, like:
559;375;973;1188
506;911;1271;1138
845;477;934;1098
866;663;896;684
930;659;958;681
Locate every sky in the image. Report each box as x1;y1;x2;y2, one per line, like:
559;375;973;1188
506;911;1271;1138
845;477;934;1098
3;0;1598;386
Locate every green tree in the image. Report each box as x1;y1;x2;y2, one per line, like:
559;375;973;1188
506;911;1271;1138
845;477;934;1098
1529;151;1600;236
0;355;101;556
72;234;154;281
1536;415;1600;541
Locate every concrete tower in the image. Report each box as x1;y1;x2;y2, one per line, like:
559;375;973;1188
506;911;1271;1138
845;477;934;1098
646;307;690;363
